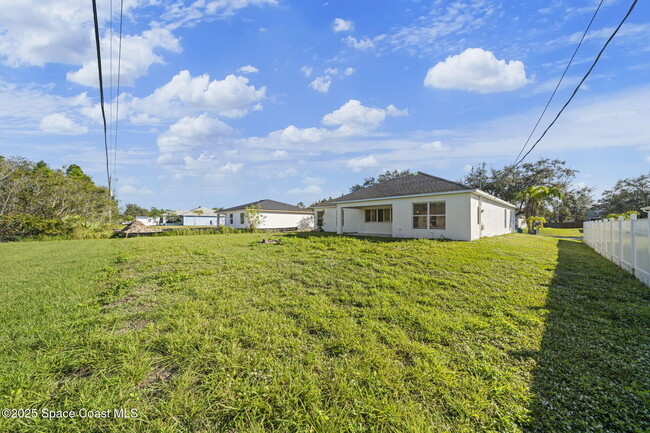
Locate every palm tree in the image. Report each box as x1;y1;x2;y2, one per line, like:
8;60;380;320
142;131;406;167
518;185;563;233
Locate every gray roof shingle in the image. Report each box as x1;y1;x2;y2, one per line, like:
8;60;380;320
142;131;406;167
221;199;311;213
318;172;471;205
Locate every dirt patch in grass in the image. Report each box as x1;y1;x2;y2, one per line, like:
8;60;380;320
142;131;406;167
115;319;149;335
137;366;177;389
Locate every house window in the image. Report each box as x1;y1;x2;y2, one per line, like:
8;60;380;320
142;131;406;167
316;210;324;227
364;208;392;222
341;209;345;227
413;202;446;229
240;213;245;224
229;213;233;224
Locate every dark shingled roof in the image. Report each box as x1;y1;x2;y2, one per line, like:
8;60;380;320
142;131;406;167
221;199;312;213
319;172;471;205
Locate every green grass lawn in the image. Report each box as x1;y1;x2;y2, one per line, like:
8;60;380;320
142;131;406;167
0;233;648;432
536;227;583;238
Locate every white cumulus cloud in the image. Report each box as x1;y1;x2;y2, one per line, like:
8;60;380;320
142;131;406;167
39;113;88;135
220;162;243;173
119;184;154;196
237;65;259;74
344;35;374;50
333;18;354;33
309;76;332;93
301;66;313;78
120;70;266;122
0;0;139;67
289;184;322;195
347;155;378;172
322;99;407;134
157;114;233;154
424;48;529;93
67;28;181;88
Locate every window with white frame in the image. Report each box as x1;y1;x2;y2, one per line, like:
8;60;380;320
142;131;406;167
365;208;392;223
229;213;233;224
316;210;324;227
240;213;245;224
413;202;446;229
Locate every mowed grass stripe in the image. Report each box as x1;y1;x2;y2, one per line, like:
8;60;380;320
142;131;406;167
0;233;647;432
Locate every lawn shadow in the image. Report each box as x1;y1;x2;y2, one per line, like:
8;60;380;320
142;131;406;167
523;239;650;431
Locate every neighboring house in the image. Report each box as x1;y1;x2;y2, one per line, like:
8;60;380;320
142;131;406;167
312;172;516;241
135;216;164;226
585;208;606;221
221;199;313;230
174;206;223;226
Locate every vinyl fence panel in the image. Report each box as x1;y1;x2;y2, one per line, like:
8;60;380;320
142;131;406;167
584;214;650;286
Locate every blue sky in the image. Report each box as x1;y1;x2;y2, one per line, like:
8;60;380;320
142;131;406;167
0;0;648;209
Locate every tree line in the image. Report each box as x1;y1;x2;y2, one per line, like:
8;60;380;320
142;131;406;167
0;155;117;239
461;158;650;221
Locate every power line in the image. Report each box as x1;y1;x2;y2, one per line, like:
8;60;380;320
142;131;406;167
91;0;112;196
109;0;113;181
513;0;604;165
113;0;124;188
514;0;639;167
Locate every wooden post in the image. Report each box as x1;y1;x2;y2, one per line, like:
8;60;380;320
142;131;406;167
630;214;637;275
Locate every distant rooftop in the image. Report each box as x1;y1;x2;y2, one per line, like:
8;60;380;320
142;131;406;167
221;199;311;213
175;206;221;217
317;172;471;205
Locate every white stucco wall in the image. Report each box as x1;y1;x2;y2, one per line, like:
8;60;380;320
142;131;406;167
469;194;516;239
261;212;314;229
182;216;220;226
223;211;313;229
315;191;515;241
135;216;158;226
314;207;337;232
391;193;472;240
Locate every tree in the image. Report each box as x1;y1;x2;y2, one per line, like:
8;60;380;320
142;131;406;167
310;197;332;207
0;155;117;238
149;207;169;218
554;186;595;222
122;203;149;220
516;186;563;233
349;169;411;192
463;158;577;217
65;164;92;183
297;202;305;208
244;204;266;230
599;173;650;215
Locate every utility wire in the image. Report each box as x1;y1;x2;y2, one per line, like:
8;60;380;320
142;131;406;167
513;0;604;165
113;0;124;188
514;0;638;167
91;0;112;196
109;0;113;178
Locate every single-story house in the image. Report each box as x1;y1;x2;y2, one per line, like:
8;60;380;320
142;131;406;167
312;172;516;241
135;216;164;226
221;199;313;230
174;206;224;226
585;208;606;221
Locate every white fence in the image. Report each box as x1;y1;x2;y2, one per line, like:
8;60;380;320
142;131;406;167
583;214;650;286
